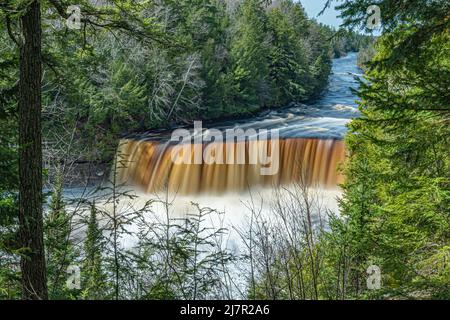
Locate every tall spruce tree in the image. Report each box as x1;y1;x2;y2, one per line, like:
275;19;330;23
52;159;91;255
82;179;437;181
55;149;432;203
44;169;77;299
228;0;271;113
82;202;107;300
332;0;450;298
266;1;309;106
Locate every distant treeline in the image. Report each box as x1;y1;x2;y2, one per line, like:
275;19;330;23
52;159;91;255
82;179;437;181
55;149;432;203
1;0;371;160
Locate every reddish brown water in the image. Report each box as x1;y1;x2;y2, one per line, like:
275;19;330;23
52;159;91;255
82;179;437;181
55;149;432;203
114;53;362;195
116;138;345;195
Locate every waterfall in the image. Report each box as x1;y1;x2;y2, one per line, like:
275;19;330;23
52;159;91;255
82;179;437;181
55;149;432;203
115;137;345;195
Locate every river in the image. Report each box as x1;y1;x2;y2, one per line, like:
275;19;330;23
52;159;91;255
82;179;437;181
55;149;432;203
114;52;361;196
64;51;362;209
61;53;362;297
104;52;361;234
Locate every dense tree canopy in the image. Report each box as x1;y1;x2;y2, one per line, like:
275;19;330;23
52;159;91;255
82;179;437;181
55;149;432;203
5;0;446;302
331;0;450;299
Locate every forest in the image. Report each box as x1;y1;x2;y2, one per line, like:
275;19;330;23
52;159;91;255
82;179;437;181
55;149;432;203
0;0;448;301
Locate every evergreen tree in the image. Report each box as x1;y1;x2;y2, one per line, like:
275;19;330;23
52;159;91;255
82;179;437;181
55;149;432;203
334;0;450;298
44;169;78;299
228;0;271;114
81;202;107;300
266;1;309;106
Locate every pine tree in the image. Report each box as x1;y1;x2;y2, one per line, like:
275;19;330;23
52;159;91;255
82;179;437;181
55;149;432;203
228;0;271;114
44;169;77;299
266;1;309;106
336;0;450;298
81;202;107;300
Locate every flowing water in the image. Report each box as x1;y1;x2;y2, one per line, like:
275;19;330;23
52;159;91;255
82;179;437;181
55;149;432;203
62;53;363;296
116;53;361;195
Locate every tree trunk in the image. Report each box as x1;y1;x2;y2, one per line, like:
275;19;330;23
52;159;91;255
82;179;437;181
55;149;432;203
18;0;48;300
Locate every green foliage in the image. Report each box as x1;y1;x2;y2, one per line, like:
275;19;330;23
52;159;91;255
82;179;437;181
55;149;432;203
0;25;20;299
357;43;376;70
0;25;18;191
0;0;369;166
0;0;378;300
35;0;368;162
227;0;271;113
266;2;308;105
0;193;20;299
131;204;235;300
329;29;374;59
242;0;450;301
81;202;108;299
335;11;450;298
44;169;79;299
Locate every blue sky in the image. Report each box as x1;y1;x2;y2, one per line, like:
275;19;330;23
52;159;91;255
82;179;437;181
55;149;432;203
299;0;343;28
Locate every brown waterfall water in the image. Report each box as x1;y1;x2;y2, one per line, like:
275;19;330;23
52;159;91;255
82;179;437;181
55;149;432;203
116;137;345;195
113;53;361;196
